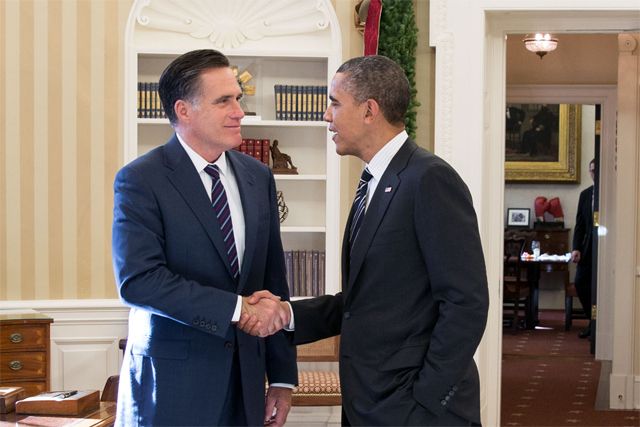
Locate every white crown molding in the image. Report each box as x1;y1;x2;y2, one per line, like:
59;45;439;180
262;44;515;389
134;0;332;49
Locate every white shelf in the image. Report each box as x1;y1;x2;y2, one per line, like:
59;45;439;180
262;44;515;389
242;119;327;127
275;174;326;181
280;226;326;233
137;118;327;127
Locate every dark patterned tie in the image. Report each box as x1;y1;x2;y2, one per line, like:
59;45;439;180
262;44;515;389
349;167;373;248
204;164;239;280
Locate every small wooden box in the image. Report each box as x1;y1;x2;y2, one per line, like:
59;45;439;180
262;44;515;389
0;386;27;413
15;389;100;416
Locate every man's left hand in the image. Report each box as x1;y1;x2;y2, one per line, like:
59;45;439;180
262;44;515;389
264;386;292;426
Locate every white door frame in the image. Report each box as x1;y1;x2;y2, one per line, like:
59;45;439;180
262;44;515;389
429;2;640;425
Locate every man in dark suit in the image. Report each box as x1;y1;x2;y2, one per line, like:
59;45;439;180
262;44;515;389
242;56;489;426
112;49;295;426
571;159;596;339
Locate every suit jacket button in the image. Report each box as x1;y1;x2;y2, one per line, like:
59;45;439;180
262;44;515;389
440;399;447;406
448;390;455;396
344;312;351;319
205;323;212;330
192;317;199;325
199;320;206;327
211;324;218;332
225;341;233;349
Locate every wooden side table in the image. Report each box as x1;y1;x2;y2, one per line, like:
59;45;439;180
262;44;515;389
0;313;53;397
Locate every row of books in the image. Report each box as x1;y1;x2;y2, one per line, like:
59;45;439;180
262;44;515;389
274;85;327;121
137;81;328;122
284;250;326;297
137;82;166;119
232;139;271;166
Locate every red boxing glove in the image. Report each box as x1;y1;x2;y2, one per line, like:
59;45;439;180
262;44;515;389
548;197;564;221
534;196;549;220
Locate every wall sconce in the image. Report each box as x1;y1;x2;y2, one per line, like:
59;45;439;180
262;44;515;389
523;33;559;59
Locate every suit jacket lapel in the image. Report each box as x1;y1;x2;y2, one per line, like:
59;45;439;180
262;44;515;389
347;139;417;291
227;151;257;293
163;136;235;280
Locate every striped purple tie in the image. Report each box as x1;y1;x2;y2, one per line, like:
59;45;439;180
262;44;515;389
204;165;239;280
349;167;373;248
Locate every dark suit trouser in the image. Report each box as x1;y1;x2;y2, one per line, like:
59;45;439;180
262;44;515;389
574;260;592;320
219;350;248;426
341;405;479;426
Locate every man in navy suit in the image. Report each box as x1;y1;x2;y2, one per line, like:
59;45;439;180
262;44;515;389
571;158;595;339
112;49;295;426
242;56;489;426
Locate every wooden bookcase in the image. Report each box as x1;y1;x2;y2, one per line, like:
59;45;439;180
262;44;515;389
124;0;342;296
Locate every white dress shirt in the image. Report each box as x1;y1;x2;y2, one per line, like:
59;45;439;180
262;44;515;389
286;130;409;330
177;135;245;320
363;130;408;210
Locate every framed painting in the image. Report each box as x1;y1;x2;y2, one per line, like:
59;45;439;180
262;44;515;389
505;103;581;182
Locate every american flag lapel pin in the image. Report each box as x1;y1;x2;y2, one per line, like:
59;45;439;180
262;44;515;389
384;186;392;193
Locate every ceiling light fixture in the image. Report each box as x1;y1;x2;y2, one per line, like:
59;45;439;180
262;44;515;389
523;33;559;59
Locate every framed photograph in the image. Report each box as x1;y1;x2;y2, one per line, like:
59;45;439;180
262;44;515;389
505;103;581;182
507;208;530;228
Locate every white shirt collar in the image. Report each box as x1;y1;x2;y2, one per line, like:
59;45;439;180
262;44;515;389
366;130;408;180
176;133;230;175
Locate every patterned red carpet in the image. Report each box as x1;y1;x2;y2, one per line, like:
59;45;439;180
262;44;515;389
501;311;639;427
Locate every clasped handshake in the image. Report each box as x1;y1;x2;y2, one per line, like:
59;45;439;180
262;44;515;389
238;290;291;337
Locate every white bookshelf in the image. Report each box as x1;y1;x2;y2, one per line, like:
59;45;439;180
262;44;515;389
124;0;342;296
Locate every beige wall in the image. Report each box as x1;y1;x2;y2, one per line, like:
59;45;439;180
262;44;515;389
1;0;131;300
1;0;434;301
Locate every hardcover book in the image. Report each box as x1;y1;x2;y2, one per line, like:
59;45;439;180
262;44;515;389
0;386;26;413
15;390;100;416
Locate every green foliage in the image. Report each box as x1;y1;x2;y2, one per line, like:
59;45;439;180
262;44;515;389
377;0;420;139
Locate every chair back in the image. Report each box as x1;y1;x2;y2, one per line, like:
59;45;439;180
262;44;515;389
504;236;526;277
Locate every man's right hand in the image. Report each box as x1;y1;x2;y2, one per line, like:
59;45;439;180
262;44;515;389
239;291;290;337
571;250;581;263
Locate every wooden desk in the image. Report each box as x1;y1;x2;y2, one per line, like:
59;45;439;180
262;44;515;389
0;401;116;427
505;227;571;329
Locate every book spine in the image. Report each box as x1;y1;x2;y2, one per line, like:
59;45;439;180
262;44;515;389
274;84;282;120
312;250;319;296
319;251;325;294
292;250;300;296
285;250;293;297
305;250;313;296
261;139;270;166
253;139;262;163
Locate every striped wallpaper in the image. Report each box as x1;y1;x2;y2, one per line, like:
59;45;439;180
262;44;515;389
1;0;131;300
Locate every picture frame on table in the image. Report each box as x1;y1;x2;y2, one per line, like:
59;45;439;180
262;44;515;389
507;208;530;228
504;103;581;182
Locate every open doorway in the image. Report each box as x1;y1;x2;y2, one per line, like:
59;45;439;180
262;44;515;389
500;34;618;422
429;5;639;425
